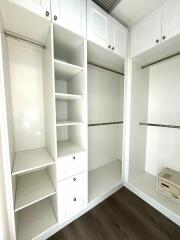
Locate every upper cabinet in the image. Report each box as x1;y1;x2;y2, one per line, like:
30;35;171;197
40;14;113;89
132;9;162;57
87;0;127;58
132;0;180;57
51;0;86;37
87;0;110;48
8;0;51;19
110;17;127;58
162;0;180;40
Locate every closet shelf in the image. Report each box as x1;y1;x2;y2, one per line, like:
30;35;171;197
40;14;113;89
12;148;54;176
15;169;56;212
57;140;85;158
54;59;83;81
56;120;83;127
55;93;82;100
129;172;180;217
88;160;122;203
139;122;180;129
17;198;57;240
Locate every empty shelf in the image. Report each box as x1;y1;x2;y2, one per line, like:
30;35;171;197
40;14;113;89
129;172;180;218
12;148;54;176
17;198;57;240
54;59;83;80
88;160;122;202
15;169;56;212
56;120;83;127
57;140;84;158
55;93;82;100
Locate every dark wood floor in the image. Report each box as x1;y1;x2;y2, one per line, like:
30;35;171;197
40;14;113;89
49;187;180;240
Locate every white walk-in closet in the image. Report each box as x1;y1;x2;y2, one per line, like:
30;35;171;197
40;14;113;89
0;0;179;240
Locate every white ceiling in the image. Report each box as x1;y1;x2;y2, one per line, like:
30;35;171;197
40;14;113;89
111;0;166;28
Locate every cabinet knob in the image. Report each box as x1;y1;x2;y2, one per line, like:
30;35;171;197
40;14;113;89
54;15;57;21
108;44;111;49
73;156;75;160
73;178;76;181
45;11;49;17
73;197;77;202
112;46;115;50
162;35;166;40
156;39;159;43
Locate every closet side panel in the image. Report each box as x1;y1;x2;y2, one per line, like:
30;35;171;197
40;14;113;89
146;57;180;175
129;62;149;178
42;25;57;159
8;39;45;152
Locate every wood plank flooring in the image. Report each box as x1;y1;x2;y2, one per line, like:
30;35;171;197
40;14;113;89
49;187;180;240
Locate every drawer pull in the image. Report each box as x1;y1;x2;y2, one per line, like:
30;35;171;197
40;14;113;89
73;178;76;181
73;156;76;160
73;197;77;202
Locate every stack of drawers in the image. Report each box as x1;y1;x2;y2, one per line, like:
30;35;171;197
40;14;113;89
57;151;88;223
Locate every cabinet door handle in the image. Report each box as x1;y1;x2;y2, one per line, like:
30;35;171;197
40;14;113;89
162;35;166;40
73;156;76;160
45;11;49;17
112;46;115;50
73;178;76;181
73;197;77;202
54;15;57;21
108;44;111;49
156;39;159;43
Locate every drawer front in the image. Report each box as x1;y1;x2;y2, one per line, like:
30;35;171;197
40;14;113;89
57;172;88;223
57;152;87;181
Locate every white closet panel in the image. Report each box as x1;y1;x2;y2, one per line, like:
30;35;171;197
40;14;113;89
8;39;45;152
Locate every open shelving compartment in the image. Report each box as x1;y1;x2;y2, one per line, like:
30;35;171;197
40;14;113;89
0;18;58;239
53;23;87;159
87;51;125;203
128;34;180;226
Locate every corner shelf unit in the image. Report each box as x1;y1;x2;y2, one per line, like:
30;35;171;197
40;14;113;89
17;199;57;240
15;169;56;212
12;148;54;176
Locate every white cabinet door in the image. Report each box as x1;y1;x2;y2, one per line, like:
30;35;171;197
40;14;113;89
162;0;180;41
87;0;110;49
132;9;162;57
110;17;127;58
9;0;50;19
52;0;86;37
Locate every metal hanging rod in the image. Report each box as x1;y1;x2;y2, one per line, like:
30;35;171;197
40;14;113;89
88;121;123;127
141;52;180;69
88;62;124;76
4;31;45;49
139;122;180;129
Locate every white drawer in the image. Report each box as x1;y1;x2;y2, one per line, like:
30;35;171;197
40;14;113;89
57;172;88;223
57;152;87;181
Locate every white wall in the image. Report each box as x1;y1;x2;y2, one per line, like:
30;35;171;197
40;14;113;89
145;56;180;175
88;65;124;171
0;132;10;240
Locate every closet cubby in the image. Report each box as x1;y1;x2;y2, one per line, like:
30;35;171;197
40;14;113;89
16;197;57;240
129;53;180;223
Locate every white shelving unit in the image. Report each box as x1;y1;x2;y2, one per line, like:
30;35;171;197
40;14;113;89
15;169;56;212
57;140;85;158
17;199;57;240
12;148;54;176
55;93;82;100
54;59;83;81
89;160;122;202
